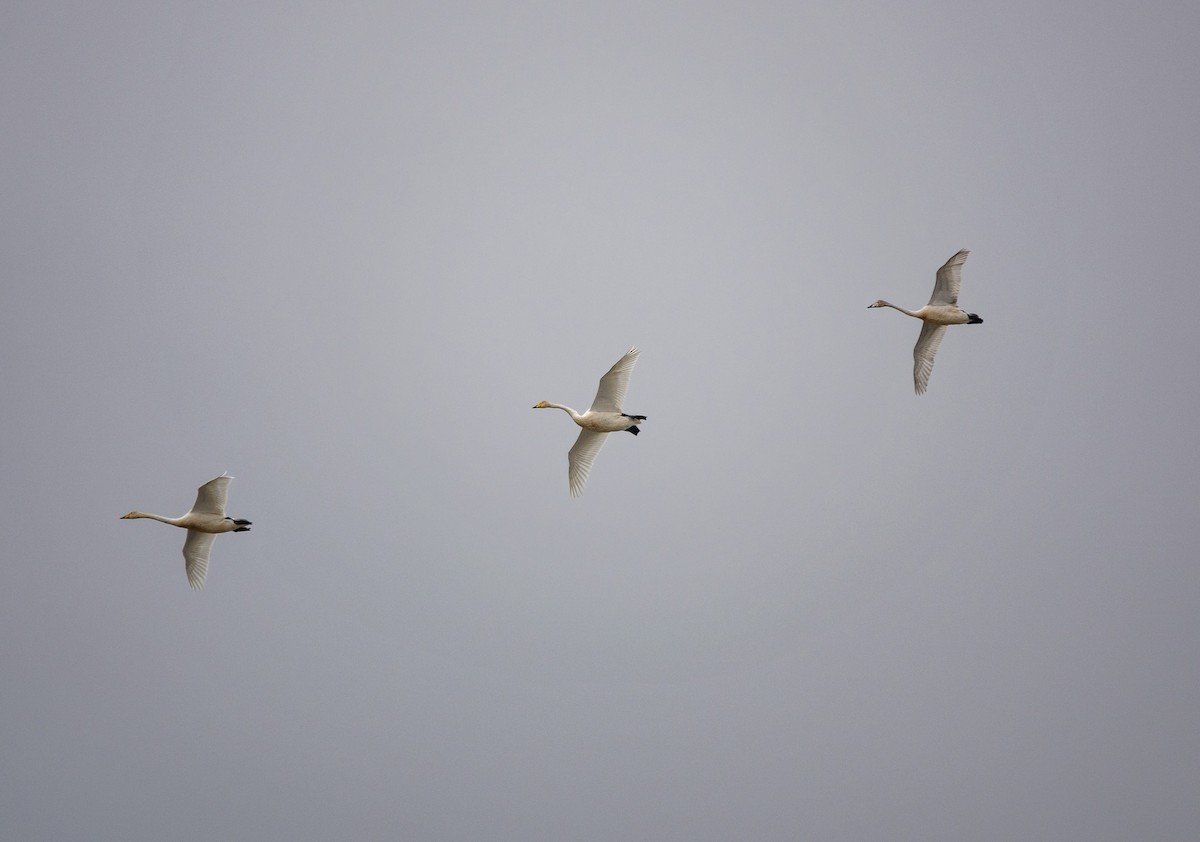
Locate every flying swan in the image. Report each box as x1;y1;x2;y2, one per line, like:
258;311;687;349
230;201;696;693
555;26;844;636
869;249;983;394
121;473;251;590
534;346;646;497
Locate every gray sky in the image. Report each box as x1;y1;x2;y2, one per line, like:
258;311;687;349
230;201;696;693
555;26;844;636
3;1;1199;839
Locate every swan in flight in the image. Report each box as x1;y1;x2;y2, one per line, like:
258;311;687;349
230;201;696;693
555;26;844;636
121;473;251;590
869;249;983;394
534;346;646;497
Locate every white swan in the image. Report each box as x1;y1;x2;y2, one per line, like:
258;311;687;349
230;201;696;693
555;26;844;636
534;346;646;497
869;249;983;394
121;473;251;590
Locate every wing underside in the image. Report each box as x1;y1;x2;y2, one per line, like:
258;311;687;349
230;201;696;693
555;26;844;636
913;321;947;395
191;473;232;516
589;347;640;413
928;249;969;306
567;428;607;497
182;529;216;590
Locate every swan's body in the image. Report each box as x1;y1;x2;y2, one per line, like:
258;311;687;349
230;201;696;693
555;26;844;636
534;346;646;497
121;473;251;590
869;249;983;394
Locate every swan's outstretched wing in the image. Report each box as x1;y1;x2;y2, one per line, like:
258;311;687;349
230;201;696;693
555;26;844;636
191;473;232;516
928;249;969;306
567;428;608;497
183;529;215;590
588;347;640;413
913;322;947;395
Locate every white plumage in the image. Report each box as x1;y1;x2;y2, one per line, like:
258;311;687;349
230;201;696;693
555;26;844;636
868;249;983;394
534;347;646;496
121;473;251;590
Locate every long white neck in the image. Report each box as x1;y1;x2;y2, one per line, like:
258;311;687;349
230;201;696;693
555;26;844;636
881;301;923;318
124;511;185;527
542;402;583;422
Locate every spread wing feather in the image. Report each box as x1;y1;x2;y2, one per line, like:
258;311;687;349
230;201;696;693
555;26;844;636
588;347;640;413
928;249;969;306
191;474;232;516
182;530;215;590
913;322;947;395
567;429;607;497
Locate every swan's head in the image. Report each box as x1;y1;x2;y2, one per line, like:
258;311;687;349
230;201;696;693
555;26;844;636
533;401;550;409
120;511;140;519
868;300;889;309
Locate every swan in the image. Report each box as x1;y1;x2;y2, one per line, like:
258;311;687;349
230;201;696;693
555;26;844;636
121;473;251;590
868;249;983;394
534;346;646;497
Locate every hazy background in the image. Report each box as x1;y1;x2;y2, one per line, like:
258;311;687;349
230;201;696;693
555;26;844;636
3;2;1198;839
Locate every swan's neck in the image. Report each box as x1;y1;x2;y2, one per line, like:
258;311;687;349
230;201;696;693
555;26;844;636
883;302;922;318
543;402;583;421
124;511;184;526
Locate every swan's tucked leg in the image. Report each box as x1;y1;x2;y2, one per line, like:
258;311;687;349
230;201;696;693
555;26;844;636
234;526;251;532
622;414;647;420
626;426;640;435
233;519;252;525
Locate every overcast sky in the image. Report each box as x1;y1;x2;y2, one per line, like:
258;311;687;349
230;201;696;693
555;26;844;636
3;1;1199;840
